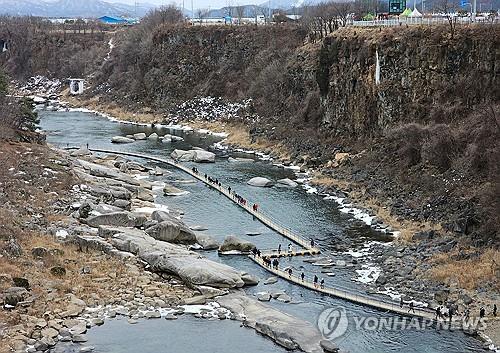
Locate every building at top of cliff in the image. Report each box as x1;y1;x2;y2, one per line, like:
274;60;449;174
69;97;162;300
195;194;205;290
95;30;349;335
98;16;138;25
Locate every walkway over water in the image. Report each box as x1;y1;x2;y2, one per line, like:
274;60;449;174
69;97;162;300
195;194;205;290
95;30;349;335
72;147;320;253
71;147;439;321
250;254;436;320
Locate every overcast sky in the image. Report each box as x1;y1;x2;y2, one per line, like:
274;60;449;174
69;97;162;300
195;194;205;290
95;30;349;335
105;0;255;9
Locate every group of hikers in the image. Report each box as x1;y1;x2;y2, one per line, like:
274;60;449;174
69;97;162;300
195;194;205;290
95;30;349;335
197;169;261;211
400;297;498;322
192;166;500;325
253;246;327;290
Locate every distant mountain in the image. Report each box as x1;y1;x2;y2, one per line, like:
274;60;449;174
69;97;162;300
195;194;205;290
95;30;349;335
0;0;157;18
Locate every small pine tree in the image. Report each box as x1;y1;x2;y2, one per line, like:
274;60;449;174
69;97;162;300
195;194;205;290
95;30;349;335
18;97;39;132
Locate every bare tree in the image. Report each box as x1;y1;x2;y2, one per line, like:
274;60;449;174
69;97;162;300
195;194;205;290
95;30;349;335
142;5;184;29
432;0;459;38
196;8;210;24
331;2;353;27
235;6;245;24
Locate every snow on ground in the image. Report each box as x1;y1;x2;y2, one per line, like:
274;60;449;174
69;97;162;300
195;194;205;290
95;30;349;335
169;96;254;124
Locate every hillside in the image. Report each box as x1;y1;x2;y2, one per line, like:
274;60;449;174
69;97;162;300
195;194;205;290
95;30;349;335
87;24;500;248
2;16;498;301
0;0;156;18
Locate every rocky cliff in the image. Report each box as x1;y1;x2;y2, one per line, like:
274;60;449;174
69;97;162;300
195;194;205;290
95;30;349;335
316;26;499;137
92;24;499;246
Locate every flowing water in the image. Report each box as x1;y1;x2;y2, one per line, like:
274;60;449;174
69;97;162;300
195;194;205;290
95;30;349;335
40;110;487;353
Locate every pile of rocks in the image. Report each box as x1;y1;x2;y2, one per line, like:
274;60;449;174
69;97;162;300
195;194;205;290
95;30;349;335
68;153;258;289
18;76;62;96
168;96;255;124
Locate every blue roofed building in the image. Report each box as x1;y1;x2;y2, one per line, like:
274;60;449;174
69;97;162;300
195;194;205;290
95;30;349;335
98;16;128;24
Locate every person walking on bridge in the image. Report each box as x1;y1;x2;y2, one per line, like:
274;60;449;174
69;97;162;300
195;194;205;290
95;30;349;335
320;278;325;289
310;238;315;248
464;307;470;322
278;244;281;254
287;268;292;278
400;297;404;308
480;307;485;319
288;243;293;254
313;275;318;288
435;306;442;320
408;301;415;314
301;272;305;282
252;248;257;258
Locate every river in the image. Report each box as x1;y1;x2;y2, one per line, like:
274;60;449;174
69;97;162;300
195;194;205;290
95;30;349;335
40;110;486;353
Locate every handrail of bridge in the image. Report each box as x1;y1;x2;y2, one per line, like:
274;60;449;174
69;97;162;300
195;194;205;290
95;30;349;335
250;254;437;320
66;147;319;252
67;147;441;320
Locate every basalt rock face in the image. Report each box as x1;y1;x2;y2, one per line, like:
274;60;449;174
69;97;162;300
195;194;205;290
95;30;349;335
315;26;499;138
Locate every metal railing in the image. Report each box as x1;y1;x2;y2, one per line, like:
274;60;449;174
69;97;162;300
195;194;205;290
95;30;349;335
69;147;465;322
70;147;319;252
250;254;436;319
351;17;499;27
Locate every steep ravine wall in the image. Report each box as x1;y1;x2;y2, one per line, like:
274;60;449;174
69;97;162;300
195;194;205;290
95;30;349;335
315;26;499;138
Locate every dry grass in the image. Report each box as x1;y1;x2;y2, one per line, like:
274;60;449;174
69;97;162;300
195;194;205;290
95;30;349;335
311;173;350;189
427;248;500;291
311;172;443;242
183;120;292;160
223;123;291;160
63;90;160;124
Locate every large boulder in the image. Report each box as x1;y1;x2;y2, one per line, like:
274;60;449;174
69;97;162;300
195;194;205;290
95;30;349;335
163;184;189;196
219;235;256;253
111;136;135;144
151;210;177;223
85;212;142;228
70;148;91;157
133;133;147;140
147;132;159;140
106;229;250;288
193;150;215;163
195;233;220;250
171;149;196;162
247;177;275;187
241;272;259;286
145;220;197;245
2;287;28;306
216;294;324;353
277;178;298;188
77;160;141;186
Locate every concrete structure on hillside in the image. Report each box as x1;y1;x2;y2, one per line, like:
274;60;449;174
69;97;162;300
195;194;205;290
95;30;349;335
0;39;7;53
69;79;84;95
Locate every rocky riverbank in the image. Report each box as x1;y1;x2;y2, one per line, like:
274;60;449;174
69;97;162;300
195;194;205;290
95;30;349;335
28;86;498;350
0;139;335;353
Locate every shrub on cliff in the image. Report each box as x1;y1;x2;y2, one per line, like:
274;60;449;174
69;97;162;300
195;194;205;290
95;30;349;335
0;67;7;96
421;124;457;172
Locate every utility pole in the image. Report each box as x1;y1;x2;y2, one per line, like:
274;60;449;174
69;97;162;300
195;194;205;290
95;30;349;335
191;0;194;21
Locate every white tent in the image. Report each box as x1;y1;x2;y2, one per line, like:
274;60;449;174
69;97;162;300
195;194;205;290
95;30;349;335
409;8;422;17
